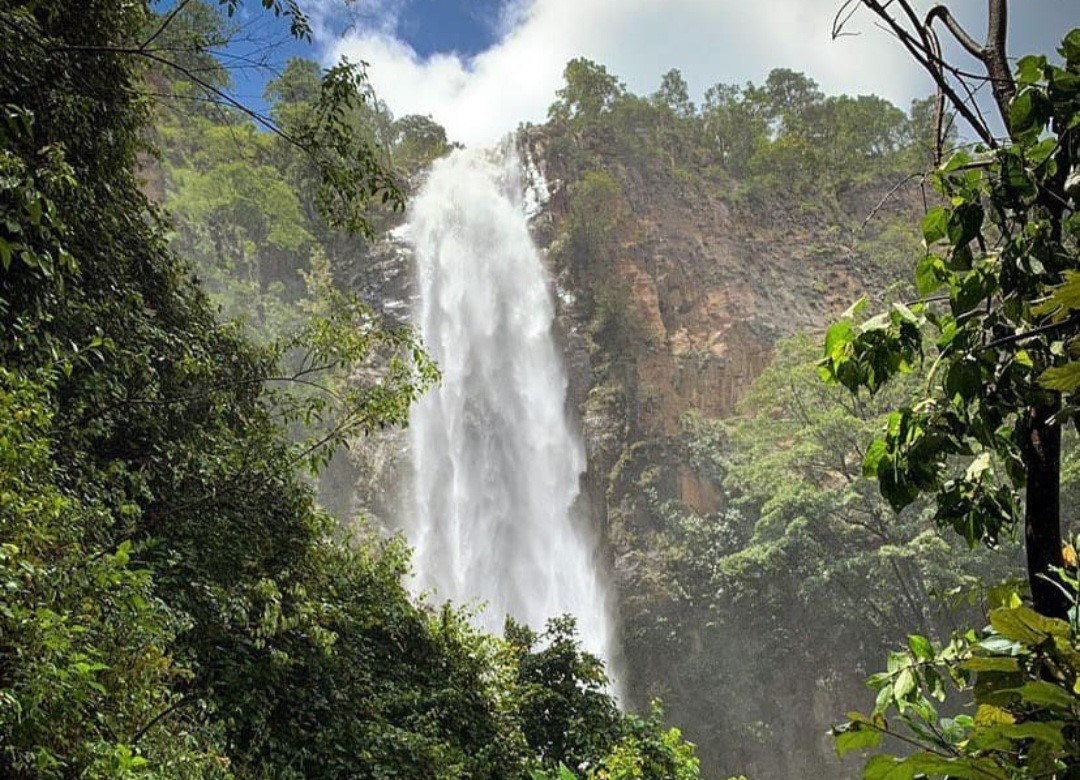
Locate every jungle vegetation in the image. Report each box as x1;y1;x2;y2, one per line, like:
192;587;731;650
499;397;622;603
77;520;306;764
0;2;697;779
2;0;1077;779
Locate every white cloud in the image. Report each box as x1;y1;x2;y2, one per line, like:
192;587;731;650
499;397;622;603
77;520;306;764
314;0;952;146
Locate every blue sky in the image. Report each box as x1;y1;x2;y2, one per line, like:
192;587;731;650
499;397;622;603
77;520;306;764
184;0;1077;145
195;0;508;112
392;0;507;57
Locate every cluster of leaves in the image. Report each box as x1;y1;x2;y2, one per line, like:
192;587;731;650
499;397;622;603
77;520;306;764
819;28;1079;608
818;15;1080;780
0;366;231;779
834;582;1080;778
0;2;696;779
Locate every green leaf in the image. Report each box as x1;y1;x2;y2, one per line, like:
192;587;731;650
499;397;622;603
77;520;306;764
890;301;920;325
1012;680;1076;710
1009;88;1036;132
893;667;916;700
1027;137;1058;167
945;360;981;403
915;255;946;296
1033;270;1080;318
990;605;1070;645
941;150;972;172
1015;54;1047;85
863;438;889;478
973;704;1015;725
1039;362;1080;392
947;203;983;247
557;764;578;780
908;635;933;661
995;721;1066;749
1063;28;1080;66
961;656;1020;673
1048;66;1080;98
953;271;988;315
863;753;1006;780
863;755;915;780
842;296;869;320
825;320;855;359
834;722;883;757
922;207;949;245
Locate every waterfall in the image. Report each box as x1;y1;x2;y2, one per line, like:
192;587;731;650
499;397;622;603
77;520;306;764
406;144;618;673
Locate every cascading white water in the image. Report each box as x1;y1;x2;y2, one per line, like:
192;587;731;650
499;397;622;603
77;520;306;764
406;144;617;672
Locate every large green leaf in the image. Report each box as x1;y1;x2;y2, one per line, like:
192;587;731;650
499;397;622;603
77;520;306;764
922;207;949;245
1011;681;1076;711
915;255;946;296
995;721;1066;749
1063;28;1080;67
907;635;933;662
1009;87;1048;134
1015;54;1048;85
960;657;1020;673
825;320;855;360
834;722;883;757
864;753;1006;780
947;203;983;248
1032;270;1080;318
990;605;1070;645
1039;362;1080;392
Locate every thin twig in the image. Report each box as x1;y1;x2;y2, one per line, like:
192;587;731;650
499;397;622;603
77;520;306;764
131;694;198;744
138;0;191;52
980;314;1080;352
856;172;924;235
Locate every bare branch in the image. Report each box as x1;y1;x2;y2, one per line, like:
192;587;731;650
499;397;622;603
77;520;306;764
131;694;198;744
139;0;191;52
924;2;1014;130
925;5;982;58
856;2;998;148
979;313;1080;353
984;0;1016;128
830;0;863;38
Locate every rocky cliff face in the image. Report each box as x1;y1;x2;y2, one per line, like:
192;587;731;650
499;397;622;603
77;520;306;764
522;125;914;526
518;126;923;778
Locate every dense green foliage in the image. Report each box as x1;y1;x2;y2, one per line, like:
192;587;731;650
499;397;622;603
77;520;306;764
821;8;1080;779
0;2;696;778
834;583;1080;779
540;57;938;212
617;338;1014;777
821;25;1079;614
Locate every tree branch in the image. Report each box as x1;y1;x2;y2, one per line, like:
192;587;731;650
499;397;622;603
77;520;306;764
925;5;982;59
836;1;999;149
979;313;1080;352
139;0;192;52
131;694;198;744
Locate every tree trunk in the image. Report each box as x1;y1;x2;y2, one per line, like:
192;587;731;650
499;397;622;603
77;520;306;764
1023;402;1067;618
